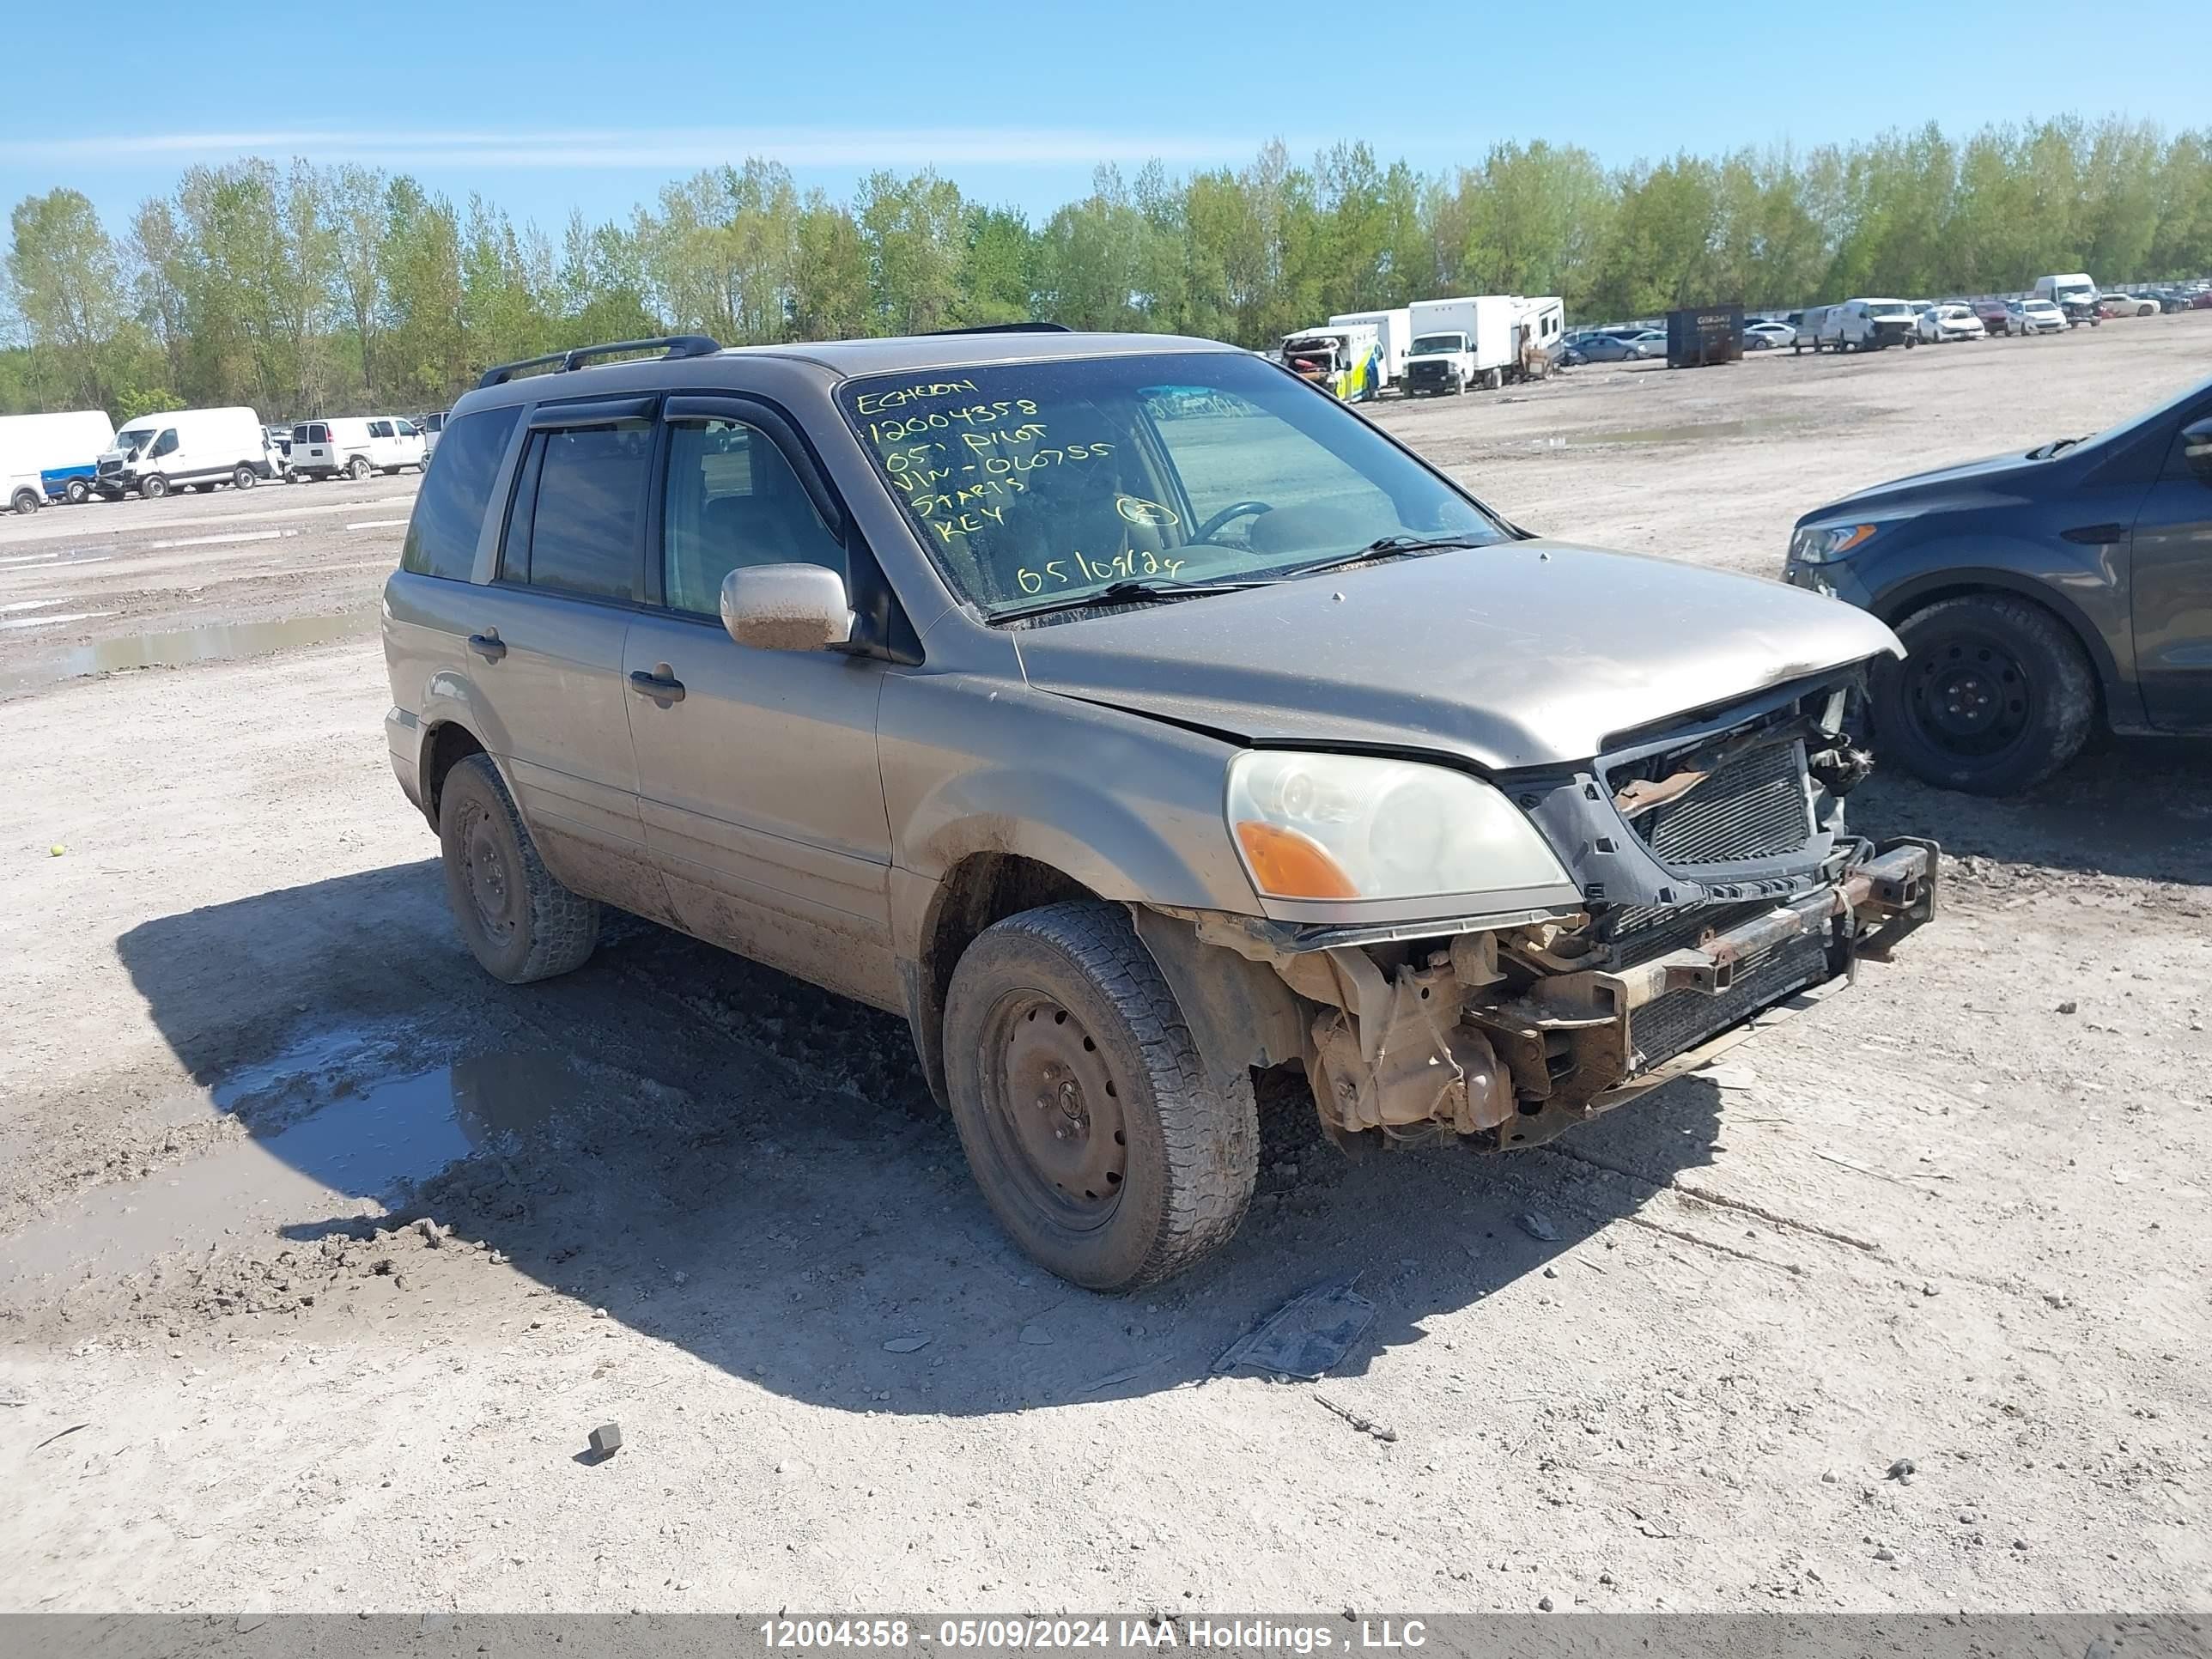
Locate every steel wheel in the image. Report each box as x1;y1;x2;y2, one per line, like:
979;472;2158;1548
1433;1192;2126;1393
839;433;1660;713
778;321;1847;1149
981;990;1129;1228
940;902;1258;1290
456;797;520;950
1878;594;2096;794
436;753;599;983
1905;634;2032;760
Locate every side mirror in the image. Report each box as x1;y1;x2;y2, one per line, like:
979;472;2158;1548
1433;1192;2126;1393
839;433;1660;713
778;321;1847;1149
2184;418;2212;483
720;563;855;652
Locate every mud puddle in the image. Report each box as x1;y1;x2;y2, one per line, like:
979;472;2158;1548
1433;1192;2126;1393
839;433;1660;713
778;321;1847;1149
1528;416;1810;448
2;608;378;695
0;1049;584;1305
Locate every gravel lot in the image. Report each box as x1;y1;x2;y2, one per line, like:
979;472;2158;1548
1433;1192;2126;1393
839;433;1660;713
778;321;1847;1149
3;318;2209;1614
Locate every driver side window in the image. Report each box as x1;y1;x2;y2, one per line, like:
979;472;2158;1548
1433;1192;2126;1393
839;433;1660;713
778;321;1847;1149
661;419;844;617
1143;387;1393;531
153;430;179;458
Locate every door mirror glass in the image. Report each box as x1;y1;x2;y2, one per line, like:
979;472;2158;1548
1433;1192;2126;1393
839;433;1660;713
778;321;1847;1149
720;564;854;652
2182;417;2212;483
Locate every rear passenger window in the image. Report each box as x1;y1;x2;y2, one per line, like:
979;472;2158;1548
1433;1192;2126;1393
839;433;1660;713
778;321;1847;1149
662;419;843;616
399;405;521;581
502;421;652;601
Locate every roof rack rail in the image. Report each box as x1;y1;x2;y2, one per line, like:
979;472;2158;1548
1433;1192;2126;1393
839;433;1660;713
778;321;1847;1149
477;334;723;390
925;321;1072;336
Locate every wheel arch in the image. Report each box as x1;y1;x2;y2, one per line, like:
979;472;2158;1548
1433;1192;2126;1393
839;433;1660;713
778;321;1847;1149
908;852;1103;1109
1870;569;2129;729
416;718;489;831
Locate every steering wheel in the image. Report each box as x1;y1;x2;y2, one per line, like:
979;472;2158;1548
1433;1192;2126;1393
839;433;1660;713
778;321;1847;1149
1191;500;1272;544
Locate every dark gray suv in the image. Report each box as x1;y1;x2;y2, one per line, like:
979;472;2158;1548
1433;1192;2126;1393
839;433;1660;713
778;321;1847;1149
385;328;1936;1290
1787;373;2212;793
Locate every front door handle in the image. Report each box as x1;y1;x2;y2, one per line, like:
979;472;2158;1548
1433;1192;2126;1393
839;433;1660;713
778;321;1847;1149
629;665;685;704
2059;522;2126;545
467;632;507;662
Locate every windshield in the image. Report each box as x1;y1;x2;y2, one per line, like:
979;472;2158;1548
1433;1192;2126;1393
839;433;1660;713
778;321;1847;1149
115;427;155;456
2056;283;2094;301
2026;301;2061;314
1409;334;1462;354
839;350;1504;617
1868;303;1913;319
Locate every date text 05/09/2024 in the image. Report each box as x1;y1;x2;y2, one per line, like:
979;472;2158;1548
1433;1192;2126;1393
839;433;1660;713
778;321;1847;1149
758;1620;1431;1651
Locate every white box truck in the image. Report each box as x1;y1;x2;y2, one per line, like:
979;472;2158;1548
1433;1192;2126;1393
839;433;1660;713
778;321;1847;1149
1;410;116;514
1402;295;1514;395
1327;307;1414;390
95;407;280;500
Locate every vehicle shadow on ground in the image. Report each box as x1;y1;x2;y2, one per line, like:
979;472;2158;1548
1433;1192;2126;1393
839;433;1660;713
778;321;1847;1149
1858;736;2212;887
112;861;1730;1416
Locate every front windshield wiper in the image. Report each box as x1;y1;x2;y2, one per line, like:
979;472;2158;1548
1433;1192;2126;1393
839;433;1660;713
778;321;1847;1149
991;575;1273;623
1278;533;1494;580
2027;436;2083;460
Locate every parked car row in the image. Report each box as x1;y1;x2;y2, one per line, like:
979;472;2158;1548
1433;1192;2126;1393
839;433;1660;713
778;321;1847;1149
3;404;451;511
1559;325;1667;363
1725;273;2212;361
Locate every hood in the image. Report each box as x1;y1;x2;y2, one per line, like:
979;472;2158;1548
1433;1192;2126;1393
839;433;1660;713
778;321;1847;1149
1798;446;2050;525
1012;539;1901;772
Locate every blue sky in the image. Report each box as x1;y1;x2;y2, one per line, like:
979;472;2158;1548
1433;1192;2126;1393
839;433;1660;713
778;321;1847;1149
5;0;2208;234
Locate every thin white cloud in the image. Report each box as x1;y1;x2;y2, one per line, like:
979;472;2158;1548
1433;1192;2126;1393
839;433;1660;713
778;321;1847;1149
0;127;1283;169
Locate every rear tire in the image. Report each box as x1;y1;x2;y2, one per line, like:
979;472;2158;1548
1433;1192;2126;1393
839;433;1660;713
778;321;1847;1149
436;753;600;984
348;456;371;481
64;479;89;505
942;901;1258;1292
1874;594;2095;795
9;488;37;515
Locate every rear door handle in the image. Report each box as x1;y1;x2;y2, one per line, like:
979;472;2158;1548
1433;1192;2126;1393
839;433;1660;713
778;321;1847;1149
629;666;685;704
467;632;507;662
2059;523;2125;545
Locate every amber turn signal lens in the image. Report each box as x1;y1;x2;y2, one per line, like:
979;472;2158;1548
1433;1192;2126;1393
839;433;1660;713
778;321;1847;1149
1234;821;1360;899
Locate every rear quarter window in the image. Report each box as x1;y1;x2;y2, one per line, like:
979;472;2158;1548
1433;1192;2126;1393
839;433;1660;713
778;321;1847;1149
400;406;522;581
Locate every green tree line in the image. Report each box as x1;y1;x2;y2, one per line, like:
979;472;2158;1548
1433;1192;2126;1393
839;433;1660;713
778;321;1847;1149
4;115;2209;419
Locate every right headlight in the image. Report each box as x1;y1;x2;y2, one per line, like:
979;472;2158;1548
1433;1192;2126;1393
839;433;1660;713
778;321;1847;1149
1225;750;1573;903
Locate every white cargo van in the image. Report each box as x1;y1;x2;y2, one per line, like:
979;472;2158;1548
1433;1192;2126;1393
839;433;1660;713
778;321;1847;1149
1401;295;1514;394
290;416;428;481
94;407;276;500
1326;307;1413;389
1;410;115;513
1833;298;1920;350
2033;272;2099;309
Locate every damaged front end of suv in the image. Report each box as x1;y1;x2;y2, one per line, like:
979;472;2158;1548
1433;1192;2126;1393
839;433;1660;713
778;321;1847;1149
1142;667;1937;1155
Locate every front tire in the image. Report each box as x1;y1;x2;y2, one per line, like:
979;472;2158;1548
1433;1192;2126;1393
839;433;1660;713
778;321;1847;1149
1875;594;2095;795
64;479;90;505
437;753;600;983
9;488;37;515
140;474;170;499
233;465;257;490
942;902;1258;1292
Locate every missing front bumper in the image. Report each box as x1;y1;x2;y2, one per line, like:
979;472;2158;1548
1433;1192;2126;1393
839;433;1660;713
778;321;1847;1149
1468;837;1939;1147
